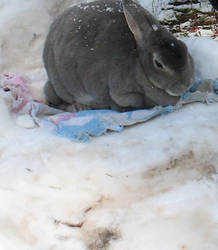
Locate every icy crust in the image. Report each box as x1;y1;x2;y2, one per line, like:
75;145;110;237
154;0;212;21
156;0;217;40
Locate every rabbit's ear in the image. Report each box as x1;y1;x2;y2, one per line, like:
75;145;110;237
122;0;158;47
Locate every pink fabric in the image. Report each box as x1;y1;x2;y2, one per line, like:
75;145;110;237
0;73;32;112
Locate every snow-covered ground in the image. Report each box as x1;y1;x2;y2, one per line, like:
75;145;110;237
0;0;218;249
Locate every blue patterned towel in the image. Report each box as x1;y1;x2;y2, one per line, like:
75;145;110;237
1;73;218;142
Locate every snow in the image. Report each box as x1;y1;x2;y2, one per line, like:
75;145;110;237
152;24;158;31
183;37;218;79
0;0;218;249
106;7;114;12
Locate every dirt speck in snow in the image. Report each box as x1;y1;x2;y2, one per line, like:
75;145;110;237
86;228;120;250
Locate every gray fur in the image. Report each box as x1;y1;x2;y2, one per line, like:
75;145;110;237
43;0;194;111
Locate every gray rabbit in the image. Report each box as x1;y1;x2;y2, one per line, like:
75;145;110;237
43;0;194;111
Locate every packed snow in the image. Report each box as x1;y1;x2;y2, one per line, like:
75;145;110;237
0;0;218;249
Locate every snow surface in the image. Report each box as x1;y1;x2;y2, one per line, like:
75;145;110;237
0;0;218;249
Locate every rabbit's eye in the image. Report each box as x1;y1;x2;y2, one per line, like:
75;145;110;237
154;59;164;69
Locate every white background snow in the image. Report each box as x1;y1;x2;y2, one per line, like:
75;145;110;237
0;0;218;249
